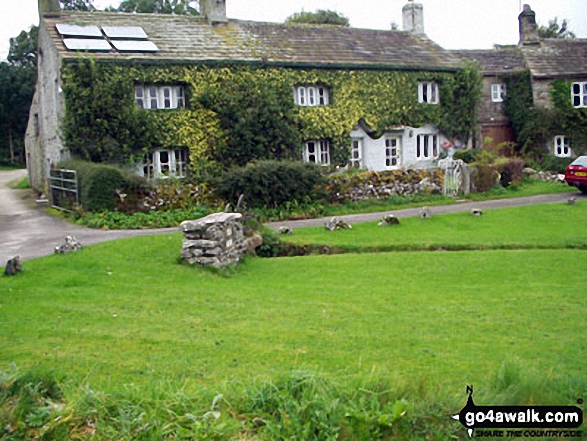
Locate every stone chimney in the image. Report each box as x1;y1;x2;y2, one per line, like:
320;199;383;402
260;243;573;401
402;0;424;34
518;4;540;45
38;0;60;15
200;0;227;23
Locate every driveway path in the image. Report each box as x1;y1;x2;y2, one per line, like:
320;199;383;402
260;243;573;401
0;169;175;264
0;169;582;263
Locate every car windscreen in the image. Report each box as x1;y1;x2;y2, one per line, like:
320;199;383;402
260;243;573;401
570;156;587;167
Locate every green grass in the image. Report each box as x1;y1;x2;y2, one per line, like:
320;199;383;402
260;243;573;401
10;176;29;189
281;201;587;252
464;179;574;200
1;203;586;439
0;163;26;171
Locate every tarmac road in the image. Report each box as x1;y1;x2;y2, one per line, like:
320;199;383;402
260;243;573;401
0;168;582;264
0;169;175;264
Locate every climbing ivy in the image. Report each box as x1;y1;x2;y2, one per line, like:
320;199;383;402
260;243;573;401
503;72;587;156
61;59;481;171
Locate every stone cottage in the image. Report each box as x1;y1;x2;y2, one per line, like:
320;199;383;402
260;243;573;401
24;0;473;191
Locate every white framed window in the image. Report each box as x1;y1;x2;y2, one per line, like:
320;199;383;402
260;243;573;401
303;140;330;166
571;82;587;108
349;138;363;168
418;82;439;104
491;83;506;102
135;85;186;110
295;85;329;106
385;137;400;168
143;148;188;179
416;134;439;160
554;136;570;158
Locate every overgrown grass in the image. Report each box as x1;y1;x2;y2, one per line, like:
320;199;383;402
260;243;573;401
280;201;587;252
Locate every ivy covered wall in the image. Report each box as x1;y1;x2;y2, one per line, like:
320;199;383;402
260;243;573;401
61;59;481;172
503;71;587;156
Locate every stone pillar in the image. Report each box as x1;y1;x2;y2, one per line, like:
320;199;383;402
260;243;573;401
180;212;247;268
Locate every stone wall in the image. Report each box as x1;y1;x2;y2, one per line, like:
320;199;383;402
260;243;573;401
180;212;248;268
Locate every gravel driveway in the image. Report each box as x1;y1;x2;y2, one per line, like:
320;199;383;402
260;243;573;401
0;169;581;264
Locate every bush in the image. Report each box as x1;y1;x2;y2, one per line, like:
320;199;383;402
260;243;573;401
540;154;572;174
59;160;142;212
453;149;478;164
496;157;525;187
471;150;498;193
215;161;327;209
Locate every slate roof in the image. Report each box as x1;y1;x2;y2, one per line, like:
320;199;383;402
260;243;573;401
452;47;526;75
519;38;587;79
43;11;461;70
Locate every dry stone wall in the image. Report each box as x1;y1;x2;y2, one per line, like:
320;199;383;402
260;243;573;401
180;212;248;268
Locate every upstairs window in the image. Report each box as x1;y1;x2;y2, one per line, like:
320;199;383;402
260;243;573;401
135;85;186;110
143;148;188;179
554;136;570;158
295;85;329;106
572;82;587;108
303;140;330;166
418;82;439;104
491;83;506;102
416;134;439;160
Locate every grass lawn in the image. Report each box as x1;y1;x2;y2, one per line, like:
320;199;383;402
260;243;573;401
282;201;587;252
1;203;585;439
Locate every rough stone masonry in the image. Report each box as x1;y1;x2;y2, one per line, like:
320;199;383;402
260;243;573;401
180;212;248;268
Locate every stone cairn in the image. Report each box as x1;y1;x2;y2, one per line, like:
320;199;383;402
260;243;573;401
4;256;23;276
419;207;433;219
55;236;83;254
325;217;352;231
180;212;258;268
378;214;400;226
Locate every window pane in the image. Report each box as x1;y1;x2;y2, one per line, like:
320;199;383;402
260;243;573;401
424;136;429;158
307;142;315;153
298;88;306;105
308;87;316;106
430;84;437;103
422;84;428;103
159;151;169;163
574;96;581;107
416;136;421;158
573;83;580;94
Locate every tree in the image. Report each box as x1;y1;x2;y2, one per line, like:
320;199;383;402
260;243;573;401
538;18;575;39
60;0;96;11
0;27;38;164
285;10;350;27
116;0;198;14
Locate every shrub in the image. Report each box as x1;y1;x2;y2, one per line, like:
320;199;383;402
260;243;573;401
453;149;478;164
540;154;573;174
59;160;142;212
215;160;327;209
470;150;498;193
496;157;525;187
141;179;218;212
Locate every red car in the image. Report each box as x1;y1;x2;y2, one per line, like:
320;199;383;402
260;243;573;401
565;156;587;194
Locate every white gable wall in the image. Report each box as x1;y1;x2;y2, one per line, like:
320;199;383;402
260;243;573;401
350;124;447;171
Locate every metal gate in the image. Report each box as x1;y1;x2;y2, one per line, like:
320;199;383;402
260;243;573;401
49;169;78;212
439;158;470;196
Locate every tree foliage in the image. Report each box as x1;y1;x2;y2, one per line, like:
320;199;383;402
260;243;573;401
0;26;38;164
116;0;198;14
537;18;575;39
60;0;96;11
285;10;350;27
